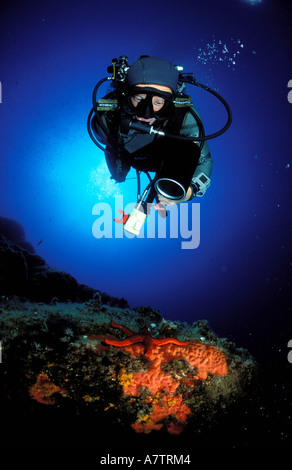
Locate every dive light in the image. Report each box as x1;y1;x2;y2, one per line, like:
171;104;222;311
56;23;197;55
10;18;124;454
123;204;147;236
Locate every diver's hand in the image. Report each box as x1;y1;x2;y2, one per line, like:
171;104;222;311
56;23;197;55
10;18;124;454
157;187;194;206
156;195;178;206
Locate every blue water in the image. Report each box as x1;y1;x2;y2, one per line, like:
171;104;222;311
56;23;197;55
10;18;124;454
1;0;291;353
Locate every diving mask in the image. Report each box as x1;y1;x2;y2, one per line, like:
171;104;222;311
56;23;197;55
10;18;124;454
122;86;175;121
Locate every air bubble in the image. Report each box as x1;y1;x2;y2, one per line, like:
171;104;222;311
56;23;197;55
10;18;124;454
194;37;245;71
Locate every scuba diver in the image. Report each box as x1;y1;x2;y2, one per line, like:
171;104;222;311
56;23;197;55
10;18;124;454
88;55;232;234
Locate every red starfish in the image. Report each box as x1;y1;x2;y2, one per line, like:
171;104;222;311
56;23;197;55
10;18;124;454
104;320;189;354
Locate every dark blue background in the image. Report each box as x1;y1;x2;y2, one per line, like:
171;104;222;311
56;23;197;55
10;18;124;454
0;0;291;358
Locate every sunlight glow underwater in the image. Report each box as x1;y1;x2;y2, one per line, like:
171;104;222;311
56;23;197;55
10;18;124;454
26;38;244;263
88;160;122;201
1;25;281;325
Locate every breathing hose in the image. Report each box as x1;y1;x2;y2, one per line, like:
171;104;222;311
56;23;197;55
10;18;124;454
87;76;113;151
88;74;232;148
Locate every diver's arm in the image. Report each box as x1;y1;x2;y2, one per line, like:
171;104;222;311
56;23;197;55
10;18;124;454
192;150;213;180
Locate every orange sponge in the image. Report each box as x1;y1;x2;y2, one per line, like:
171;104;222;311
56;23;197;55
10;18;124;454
116;340;227;433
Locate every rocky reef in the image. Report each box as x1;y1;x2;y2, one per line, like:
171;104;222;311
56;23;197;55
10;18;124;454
0;217;258;449
0;216;128;306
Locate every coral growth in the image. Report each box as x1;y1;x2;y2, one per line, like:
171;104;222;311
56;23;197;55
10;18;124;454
0;296;257;447
0;219;259;447
29;372;68;405
104;321;228;434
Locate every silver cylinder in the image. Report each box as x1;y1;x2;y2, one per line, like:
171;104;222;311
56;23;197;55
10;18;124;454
154;177;186;200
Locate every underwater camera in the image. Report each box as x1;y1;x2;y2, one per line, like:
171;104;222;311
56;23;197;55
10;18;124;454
87;55;232;235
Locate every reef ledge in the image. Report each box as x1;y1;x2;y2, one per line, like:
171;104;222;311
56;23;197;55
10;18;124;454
0;217;258;448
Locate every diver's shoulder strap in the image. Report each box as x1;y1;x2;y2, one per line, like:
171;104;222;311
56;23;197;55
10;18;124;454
96;94;192;111
96;98;118;111
173;95;193;108
95;91;119;111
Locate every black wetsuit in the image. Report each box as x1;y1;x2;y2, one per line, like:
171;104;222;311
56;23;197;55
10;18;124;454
92;100;213;196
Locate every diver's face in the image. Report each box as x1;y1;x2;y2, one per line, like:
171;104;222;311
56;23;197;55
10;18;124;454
130;84;172;124
130;94;166;124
